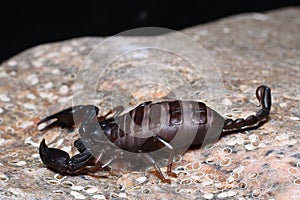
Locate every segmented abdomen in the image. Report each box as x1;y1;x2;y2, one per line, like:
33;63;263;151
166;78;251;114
102;100;217;152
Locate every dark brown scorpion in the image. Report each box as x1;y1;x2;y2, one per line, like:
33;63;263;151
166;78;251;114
38;85;271;183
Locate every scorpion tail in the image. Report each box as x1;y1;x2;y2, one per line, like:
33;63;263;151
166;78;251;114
223;85;271;132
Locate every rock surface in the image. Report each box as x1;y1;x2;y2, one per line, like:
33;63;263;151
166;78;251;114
0;7;300;200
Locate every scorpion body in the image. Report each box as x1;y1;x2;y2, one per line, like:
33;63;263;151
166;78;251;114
38;85;271;183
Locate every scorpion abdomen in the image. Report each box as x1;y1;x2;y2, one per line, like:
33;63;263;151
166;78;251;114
99;100;224;152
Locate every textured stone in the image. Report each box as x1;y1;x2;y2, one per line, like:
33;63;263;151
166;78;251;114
0;7;300;200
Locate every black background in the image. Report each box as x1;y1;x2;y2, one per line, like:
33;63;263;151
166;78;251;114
1;1;299;63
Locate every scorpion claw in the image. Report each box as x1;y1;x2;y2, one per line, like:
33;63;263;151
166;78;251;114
37;105;99;131
37;119;63;132
39;139;95;174
39;139;70;174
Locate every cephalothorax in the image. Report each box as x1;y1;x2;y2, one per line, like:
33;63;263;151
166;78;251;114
38;85;271;183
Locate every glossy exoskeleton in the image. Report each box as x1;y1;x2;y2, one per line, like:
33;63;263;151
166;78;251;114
38;85;271;183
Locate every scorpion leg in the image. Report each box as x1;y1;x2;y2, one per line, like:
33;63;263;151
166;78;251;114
155;137;178;177
37;105;99;132
39;139;95;174
140;153;171;184
223;85;271;131
140;136;178;183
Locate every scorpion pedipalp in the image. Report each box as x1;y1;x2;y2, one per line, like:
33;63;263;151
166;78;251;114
39;139;96;174
37;105;99;131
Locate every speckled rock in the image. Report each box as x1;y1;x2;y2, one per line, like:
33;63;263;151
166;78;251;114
1;7;300;200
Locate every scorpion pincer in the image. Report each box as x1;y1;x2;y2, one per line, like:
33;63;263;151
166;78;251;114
38;85;271;183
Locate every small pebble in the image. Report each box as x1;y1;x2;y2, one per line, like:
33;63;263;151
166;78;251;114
217;191;236;198
39;92;55;99
0;107;3;114
180;179;192;185
92;194;106;200
26;74;39;86
225;138;237;146
44;82;54;89
0;139;6;146
220;158;231;166
222;98;232;106
201;179;214;186
0;71;8;78
248;134;258;142
70;191;86;199
290;116;300;121
251;189;260;198
203;193;214;199
222;147;232;155
288;167;298;174
24;137;39;147
226;176;235;184
53;190;64;195
26;93;36;100
236;136;245;144
136;176;147;184
52;68;61;75
71;185;84;191
61;181;74;188
233;166;244;174
237;181;247;189
275;133;289;141
222;27;231;34
56;138;64;146
119;193;127;198
61;46;73;53
7;60;18;67
9;71;17;76
5;126;15;134
294;178;300;185
245;143;257;151
279;102;287;108
58;97;70;103
0;94;11;102
205;157;217;165
0;173;9;182
287;139;298;145
253;13;269;21
85;186;98;194
59;85;69;95
46;179;60;186
17;121;34;129
9;160;27;166
249;172;259;179
239;84;249;91
24;103;36;110
54;174;66;181
31;60;43;68
198;30;209;36
226;191;236;197
31;154;40;159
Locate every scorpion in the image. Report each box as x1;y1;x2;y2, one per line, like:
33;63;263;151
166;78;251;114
38;85;271;183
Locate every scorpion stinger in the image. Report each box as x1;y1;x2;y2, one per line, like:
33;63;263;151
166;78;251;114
222;85;271;132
